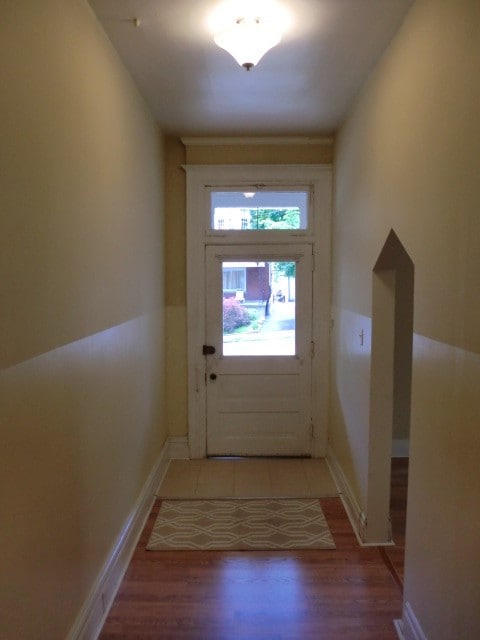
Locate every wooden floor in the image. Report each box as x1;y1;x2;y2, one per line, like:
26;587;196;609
99;460;408;640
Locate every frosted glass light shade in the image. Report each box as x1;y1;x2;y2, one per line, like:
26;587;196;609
214;17;282;69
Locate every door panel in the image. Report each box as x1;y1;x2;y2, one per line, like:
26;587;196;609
205;244;313;456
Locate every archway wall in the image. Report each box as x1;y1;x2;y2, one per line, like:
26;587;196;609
330;0;480;637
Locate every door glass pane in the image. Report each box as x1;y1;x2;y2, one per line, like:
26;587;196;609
211;191;308;230
222;260;296;356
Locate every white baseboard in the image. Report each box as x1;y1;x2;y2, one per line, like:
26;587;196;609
168;435;190;460
67;439;171;640
326;446;367;544
402;602;428;640
394;619;406;639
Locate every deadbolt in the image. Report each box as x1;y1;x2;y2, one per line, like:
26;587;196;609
203;345;216;355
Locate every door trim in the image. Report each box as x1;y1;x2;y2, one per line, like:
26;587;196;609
184;164;332;459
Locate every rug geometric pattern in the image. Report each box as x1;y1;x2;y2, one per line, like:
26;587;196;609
146;499;336;551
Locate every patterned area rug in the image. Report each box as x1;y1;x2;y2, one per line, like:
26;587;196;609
146;499;336;551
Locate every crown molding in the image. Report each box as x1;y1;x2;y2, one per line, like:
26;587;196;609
180;136;334;147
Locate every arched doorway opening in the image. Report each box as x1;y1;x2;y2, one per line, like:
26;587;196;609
366;230;414;545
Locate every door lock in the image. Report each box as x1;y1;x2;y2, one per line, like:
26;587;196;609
209;373;217;380
203;345;216;355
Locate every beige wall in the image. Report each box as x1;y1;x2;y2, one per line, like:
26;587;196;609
332;0;480;637
184;139;334;165
164;137;188;436
0;1;167;638
165;137;333;437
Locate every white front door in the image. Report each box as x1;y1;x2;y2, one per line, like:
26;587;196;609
205;244;313;456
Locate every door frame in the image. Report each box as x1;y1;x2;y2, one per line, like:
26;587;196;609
184;164;332;459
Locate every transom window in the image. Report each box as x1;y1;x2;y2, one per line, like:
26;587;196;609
210;190;309;232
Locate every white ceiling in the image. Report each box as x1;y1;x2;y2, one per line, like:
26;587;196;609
88;0;413;136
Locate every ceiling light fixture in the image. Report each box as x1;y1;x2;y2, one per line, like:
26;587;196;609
212;3;284;71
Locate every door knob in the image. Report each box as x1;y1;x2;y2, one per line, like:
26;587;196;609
209;373;217;380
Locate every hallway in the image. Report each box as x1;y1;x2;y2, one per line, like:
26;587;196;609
3;2;479;638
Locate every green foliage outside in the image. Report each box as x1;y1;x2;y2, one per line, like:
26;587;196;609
248;208;300;230
274;261;295;278
223;298;259;333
